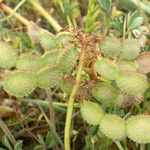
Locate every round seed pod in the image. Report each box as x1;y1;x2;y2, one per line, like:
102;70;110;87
57;46;78;73
37;65;62;89
91;82;118;105
117;60;139;72
2;71;37;97
100;37;121;58
94;59;119;80
116;73;149;94
120;39;140;60
16;54;41;71
56;32;74;46
100;114;126;140
41;50;60;67
0;42;18;68
39;33;58;51
126;115;150;143
80;101;104;125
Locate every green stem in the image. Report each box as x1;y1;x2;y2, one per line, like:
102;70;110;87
28;0;62;32
114;141;124;150
0;3;30;25
7;98;80;108
64;44;86;150
0;0;26;23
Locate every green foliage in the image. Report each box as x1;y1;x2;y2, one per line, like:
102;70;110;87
0;42;18;68
3;71;37;97
80;101;104;125
100;114;126;140
94;59;119;80
126;115;150;143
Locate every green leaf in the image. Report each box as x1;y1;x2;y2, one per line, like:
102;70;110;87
45;132;57;148
85;135;93;150
2;135;13;150
127;11;143;31
14;140;23;150
97;0;111;13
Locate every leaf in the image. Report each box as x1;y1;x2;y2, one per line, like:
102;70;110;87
45;132;57;148
85;135;93;150
2;135;13;150
137;52;150;73
127;11;143;31
97;0;111;14
14;140;23;150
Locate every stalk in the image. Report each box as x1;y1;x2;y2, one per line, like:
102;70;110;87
64;42;86;150
114;141;124;150
28;0;62;32
8;98;80;108
0;3;29;26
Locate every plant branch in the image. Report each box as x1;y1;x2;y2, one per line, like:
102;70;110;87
114;141;124;150
5;98;80;108
46;88;56;131
0;3;30;26
0;118;17;146
28;0;62;32
64;38;86;150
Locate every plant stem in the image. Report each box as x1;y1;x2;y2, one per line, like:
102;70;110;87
0;119;17;146
46;88;56;131
28;0;62;32
64;43;86;150
0;3;30;26
8;98;80;108
114;141;124;150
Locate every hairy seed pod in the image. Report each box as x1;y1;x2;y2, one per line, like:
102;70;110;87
37;65;62;89
126;115;150;143
100;114;126;140
100;37;121;58
117;60;139;72
2;71;37;97
57;46;78;73
0;42;18;68
116;73;149;94
91;82;118;106
120;39;140;60
16;54;41;71
39;33;58;51
94;59;119;80
80;101;104;125
56;32;74;46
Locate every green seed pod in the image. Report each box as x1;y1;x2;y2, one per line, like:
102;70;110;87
116;73;149;94
117;60;139;72
16;54;41;71
0;42;18;68
126;115;150;143
100;114;126;140
91;82;118;105
57;46;78;73
39;33;58;51
94;59;119;80
2;71;37;97
120;39;140;60
37;65;62;89
56;32;74;46
80;101;104;125
100;37;121;58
